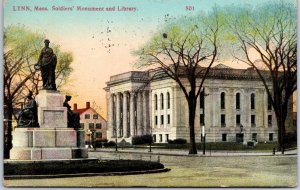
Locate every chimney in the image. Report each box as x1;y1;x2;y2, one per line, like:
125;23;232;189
73;103;77;111
86;102;90;109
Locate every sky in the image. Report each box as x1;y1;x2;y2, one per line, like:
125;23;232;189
3;0;295;118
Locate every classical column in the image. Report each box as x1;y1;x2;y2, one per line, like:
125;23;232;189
137;91;143;135
108;93;114;138
143;91;149;134
123;91;129;137
116;92;121;138
130;92;135;137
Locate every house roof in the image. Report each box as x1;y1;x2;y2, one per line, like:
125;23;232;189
73;108;90;115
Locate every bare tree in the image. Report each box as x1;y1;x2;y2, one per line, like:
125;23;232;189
134;9;222;154
227;2;296;154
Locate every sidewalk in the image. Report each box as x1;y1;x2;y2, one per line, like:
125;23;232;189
90;147;297;157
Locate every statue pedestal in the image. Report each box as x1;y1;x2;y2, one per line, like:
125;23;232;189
10;90;87;160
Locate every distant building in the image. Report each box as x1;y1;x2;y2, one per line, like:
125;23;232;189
105;64;294;144
73;102;107;144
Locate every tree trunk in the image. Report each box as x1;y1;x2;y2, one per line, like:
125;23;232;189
188;93;197;155
4;101;13;159
276;105;287;155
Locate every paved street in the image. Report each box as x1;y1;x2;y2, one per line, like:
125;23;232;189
4;148;297;187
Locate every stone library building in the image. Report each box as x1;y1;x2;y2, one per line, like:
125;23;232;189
105;64;293;144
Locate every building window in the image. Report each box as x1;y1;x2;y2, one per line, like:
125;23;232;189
167;114;170;124
251;115;256;127
252;133;257;141
269;133;274;141
161;115;164;125
200;114;204;125
89;123;94;129
222;134;227;142
221;92;225;109
268;96;272;110
96;123;102;129
154;94;158;110
268;115;272;126
221;114;226;127
165;134;169;142
159;134;162;142
160;93;164;109
236;114;241;125
85;114;90;119
200;90;205;109
96;132;102;138
236;133;244;143
155;116;158;125
236;93;240;110
153;135;156;142
80;123;84;128
93;114;98;119
251;93;255;110
167;92;170;109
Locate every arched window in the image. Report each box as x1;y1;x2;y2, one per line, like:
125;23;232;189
251;93;255;109
154;94;158;110
221;92;225;109
236;93;240;109
167;92;170;109
160;93;164;109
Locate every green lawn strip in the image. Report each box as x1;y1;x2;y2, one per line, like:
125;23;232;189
4;160;164;176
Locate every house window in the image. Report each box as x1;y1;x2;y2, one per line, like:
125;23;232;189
165;134;169;142
89;123;94;129
160;93;164;109
154;94;158;110
155;116;158;125
93;114;98;119
159;134;162;142
167;92;170;109
153;135;156;142
85;114;90;119
80;123;84;128
251;93;255;110
200;90;205;109
269;133;274;141
251;115;256;127
96;123;102;129
252;133;257;141
167;114;170;124
268;115;272;126
221;114;226;127
96;132;102;138
200;114;204;125
236;93;240;109
268;96;272;110
161;115;164;125
236;115;241;125
222;134;227;142
221;92;225;109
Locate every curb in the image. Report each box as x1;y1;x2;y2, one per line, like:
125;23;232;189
91;150;297;157
4;168;171;180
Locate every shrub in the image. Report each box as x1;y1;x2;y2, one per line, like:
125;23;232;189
104;140;116;147
132;135;153;145
94;139;108;148
168;138;187;144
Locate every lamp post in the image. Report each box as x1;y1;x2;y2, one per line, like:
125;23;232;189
86;129;92;148
202;125;206;155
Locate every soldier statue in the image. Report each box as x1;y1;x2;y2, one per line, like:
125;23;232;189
63;95;81;129
17;91;39;128
34;39;57;90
